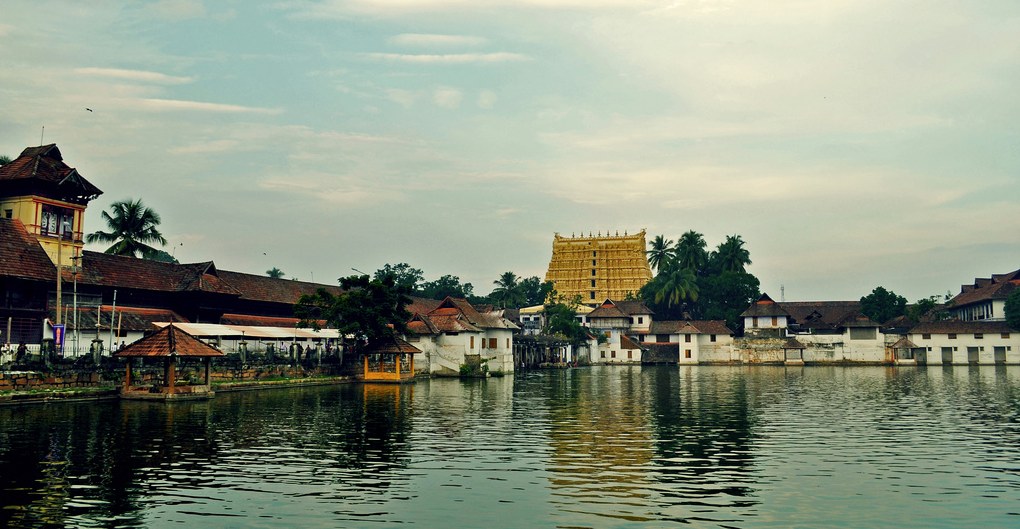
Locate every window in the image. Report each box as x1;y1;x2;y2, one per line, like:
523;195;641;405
849;328;876;340
1002;333;1011;339
685;349;692;358
591;279;596;288
630;317;635;324
40;204;74;240
975;333;983;339
753;317;759;328
593;251;597;257
601;351;606;358
3;209;11;219
710;334;717;342
948;333;957;340
611;350;616;358
638;317;644;324
922;333;931;339
684;334;691;343
771;316;778;327
470;336;475;348
591;269;596;276
489;338;497;349
590;291;596;300
627;351;632;359
506;338;510;348
481;339;486;348
592;260;596;267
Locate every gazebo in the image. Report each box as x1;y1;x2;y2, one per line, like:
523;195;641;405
113;323;225;400
363;337;420;383
783;337;807;365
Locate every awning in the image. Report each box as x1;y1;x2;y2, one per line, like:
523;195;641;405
153;322;340;340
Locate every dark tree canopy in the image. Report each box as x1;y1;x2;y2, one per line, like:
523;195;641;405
420;274;474;300
697;272;760;330
374;263;424;293
1005;290;1020;329
543;297;589;344
859;286;907;324
266;267;285;279
519;276;554;307
295;274;411;353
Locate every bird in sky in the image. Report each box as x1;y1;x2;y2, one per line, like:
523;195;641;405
85;108;93;112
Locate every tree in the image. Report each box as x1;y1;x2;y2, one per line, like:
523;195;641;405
647;234;675;272
295;274;412;355
651;266;699;308
519;276;554;306
0;155;11;165
675;230;709;274
697;271;761;330
543;296;589;344
491;271;526;309
420;274;474;300
374;263;424;292
906;295;948;322
710;235;752;273
1005;290;1020;329
859;286;907;324
85;198;167;258
267;267;285;279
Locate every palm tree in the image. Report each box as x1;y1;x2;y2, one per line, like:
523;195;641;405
491;271;526;308
712;234;752;273
267;267;285;279
85;198;167;258
675;230;708;273
0;155;12;166
646;234;675;273
652;266;699;307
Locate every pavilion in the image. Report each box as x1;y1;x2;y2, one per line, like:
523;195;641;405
113;323;225;400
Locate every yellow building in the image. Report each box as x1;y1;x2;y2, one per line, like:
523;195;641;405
544;230;653;306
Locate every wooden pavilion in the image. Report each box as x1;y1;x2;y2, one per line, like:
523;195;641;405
363;337;420;383
113;323;225;400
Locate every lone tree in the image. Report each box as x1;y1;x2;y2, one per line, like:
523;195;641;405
295;273;412;357
860;286;907;324
1005;289;1020;329
85;198;167;258
267;267;285;279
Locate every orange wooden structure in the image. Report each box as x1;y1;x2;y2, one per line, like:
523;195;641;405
113;323;225;400
363;337;420;383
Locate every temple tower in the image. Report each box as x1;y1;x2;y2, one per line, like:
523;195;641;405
544;230;653;306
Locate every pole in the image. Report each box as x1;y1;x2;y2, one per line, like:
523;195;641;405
56;234;62;325
108;289;117;352
72;255;79;356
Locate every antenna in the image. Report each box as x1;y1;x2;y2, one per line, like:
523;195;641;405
40;126;45;145
781;284;785;302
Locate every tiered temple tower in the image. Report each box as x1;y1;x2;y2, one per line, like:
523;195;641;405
544;230;653;306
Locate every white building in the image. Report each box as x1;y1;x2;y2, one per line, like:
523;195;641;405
587;299;653;364
405;297;519;375
902;321;1018;365
946;269;1019;322
640;320;735;364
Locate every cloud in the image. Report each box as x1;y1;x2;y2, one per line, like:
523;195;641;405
134;98;283;114
388;33;486;47
364;52;529;64
148;0;207;20
168;139;241;154
285;0;661;18
433;87;463;109
74;67;195;85
385;88;419;108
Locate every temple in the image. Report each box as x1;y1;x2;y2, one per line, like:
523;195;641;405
544;230;653;306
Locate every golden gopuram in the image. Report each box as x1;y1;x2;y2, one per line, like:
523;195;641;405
544;230;653;306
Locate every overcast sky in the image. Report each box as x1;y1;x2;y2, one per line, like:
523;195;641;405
2;0;1018;301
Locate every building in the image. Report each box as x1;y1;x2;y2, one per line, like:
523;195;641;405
640;320;734;364
587;299;653;364
405;297;519;375
947;269;1019;322
902;320;1018;365
544;230;652;306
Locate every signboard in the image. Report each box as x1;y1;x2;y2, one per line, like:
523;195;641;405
53;324;65;349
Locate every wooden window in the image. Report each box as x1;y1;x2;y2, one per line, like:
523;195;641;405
601;351;605;358
489;338;497;349
627;351;632;359
506;338;510;348
685;350;692;358
470;336;475;348
753;317;759;328
710;334;716;342
948;333;957;340
771;316;778;327
611;351;616;358
974;333;983;339
684;334;691;343
922;333;931;339
1002;333;1011;339
638;317;643;324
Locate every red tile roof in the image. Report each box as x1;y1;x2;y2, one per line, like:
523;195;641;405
220;313;303;327
909;320;1014;334
217;270;341;304
368;336;421;355
949;269;1020;308
53;305;188;332
0;144;102;202
650;320;734;335
113;324;224;358
0;218;56;281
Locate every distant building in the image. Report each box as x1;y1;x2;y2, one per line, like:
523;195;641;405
544;230;652;306
947;269;1020;322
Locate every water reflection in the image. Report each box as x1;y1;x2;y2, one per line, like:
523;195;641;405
1;366;1018;528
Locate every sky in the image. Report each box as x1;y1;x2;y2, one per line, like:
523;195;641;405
2;0;1018;302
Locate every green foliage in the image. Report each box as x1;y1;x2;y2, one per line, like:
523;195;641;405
266;267;285;279
646;235;675;272
519;277;554;306
85;198;167;258
647;267;699;307
419;274;474;299
675;230;709;273
1005;290;1020;329
374;263;424;292
697;272;760;330
859;286;907;324
0;155;12;165
544;297;590;344
906;295;948;322
490;271;527;309
295;274;411;354
709;234;752;274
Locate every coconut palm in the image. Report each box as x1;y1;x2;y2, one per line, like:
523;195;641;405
675;230;709;273
646;234;675;273
491;271;526;308
0;155;12;166
85;198;167;258
267;267;285;279
712;234;752;273
652;266;699;308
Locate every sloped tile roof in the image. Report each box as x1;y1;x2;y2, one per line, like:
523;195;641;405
741;294;791;317
0;218;56;281
220;313;304;327
909;320;1014;334
368;336;421;355
949;269;1020;308
54;305;188;332
217;270;340;304
113;323;224;358
619;334;644;351
649;320;733;335
0;144;102;201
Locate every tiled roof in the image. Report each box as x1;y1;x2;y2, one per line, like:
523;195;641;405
0;218;56;281
407;296;443;315
619;334;644;351
649;320;734;335
368;336;421;355
949;269;1020;308
909;320;1014;334
220;313;305;327
113;324;224;358
53;305;188;332
217;270;340;304
614;300;654;315
741;293;791;317
783;337;807;349
0;144;102;202
891;337;918;349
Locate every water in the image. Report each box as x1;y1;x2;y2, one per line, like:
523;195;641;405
1;365;1019;528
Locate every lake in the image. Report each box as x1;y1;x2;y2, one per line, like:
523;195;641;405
1;365;1018;528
